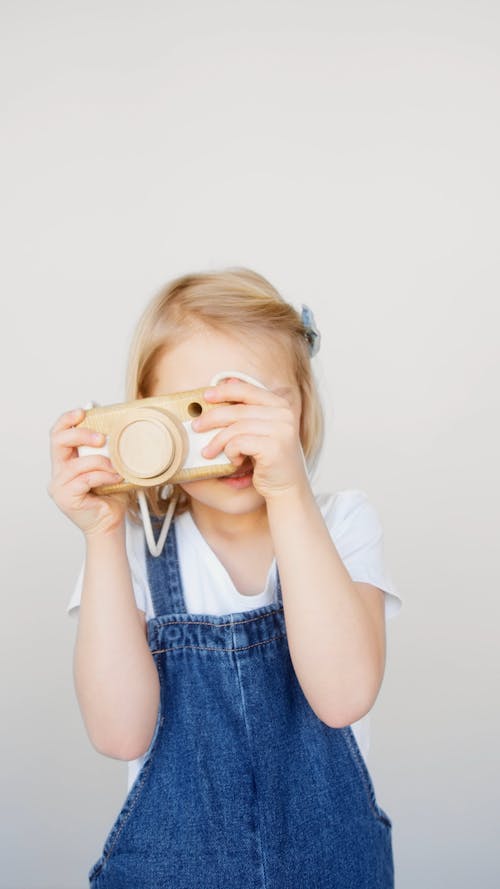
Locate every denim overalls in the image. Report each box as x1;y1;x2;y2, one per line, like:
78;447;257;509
88;520;394;888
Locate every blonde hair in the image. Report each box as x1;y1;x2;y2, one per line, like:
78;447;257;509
124;267;324;522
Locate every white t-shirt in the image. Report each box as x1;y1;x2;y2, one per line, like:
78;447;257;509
67;489;402;792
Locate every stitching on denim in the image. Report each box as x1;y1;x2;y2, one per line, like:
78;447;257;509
89;733;159;881
153;607;284;630
340;726;392;828
151;633;287;655
164;522;185;613
230;630;269;888
89;664;166;880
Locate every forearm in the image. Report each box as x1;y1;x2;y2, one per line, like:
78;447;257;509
266;482;384;728
74;524;160;760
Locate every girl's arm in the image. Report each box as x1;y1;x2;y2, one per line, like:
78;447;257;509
74;524;160;760
265;481;386;728
197;379;386;728
48;408;160;761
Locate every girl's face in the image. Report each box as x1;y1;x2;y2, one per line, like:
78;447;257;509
149;322;302;518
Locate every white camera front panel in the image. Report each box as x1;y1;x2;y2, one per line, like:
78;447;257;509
182;421;230;468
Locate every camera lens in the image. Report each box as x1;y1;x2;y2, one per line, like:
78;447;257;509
118;419;175;478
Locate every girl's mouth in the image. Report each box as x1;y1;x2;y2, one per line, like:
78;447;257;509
219;460;254;488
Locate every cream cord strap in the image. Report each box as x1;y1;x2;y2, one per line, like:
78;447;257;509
137;486;179;558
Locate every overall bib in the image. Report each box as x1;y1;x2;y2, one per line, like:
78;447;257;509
88;521;394;889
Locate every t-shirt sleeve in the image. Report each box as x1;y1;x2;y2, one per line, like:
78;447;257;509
319;489;403;622
66;516;150;620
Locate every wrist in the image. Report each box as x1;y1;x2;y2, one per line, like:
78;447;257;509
264;475;315;513
85;521;126;551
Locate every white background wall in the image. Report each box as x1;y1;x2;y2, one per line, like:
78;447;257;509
1;1;498;887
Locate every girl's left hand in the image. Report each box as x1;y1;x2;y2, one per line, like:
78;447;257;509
191;377;310;501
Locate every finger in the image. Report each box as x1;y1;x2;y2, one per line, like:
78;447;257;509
53;426;105;449
51;428;105;462
201;419;276;459
56;454;120;487
203;379;288;408
223;434;267;465
70;469;124;497
49;407;86;436
195;402;285;433
49;408;88;473
48;466;123;504
51;426;106;469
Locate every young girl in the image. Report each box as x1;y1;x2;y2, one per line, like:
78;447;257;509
49;267;402;889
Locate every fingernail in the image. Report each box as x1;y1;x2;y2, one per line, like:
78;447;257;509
204;388;215;399
191;418;200;430
92;432;104;442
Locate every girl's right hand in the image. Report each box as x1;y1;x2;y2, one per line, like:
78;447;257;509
47;407;129;538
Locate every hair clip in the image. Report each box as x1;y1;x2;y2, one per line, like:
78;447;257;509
300;304;321;357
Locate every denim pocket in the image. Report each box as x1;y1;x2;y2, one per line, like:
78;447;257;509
340;726;393;829
87;680;165;884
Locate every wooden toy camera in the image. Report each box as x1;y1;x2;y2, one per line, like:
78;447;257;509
76;386;237;495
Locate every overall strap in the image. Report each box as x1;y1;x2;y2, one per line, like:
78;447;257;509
146;520;187;617
275;565;284;607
